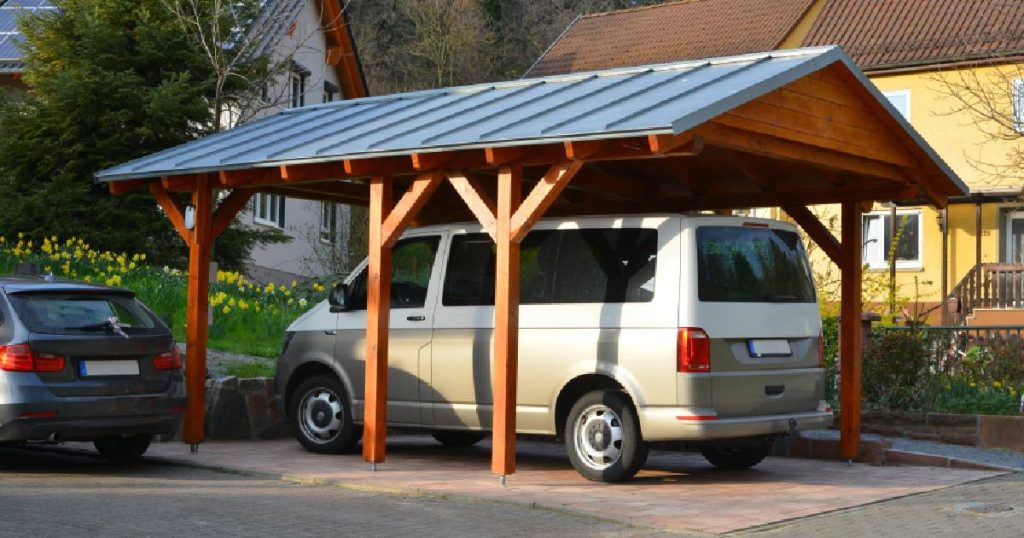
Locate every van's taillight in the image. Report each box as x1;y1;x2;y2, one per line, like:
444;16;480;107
817;330;825;368
153;347;182;370
0;344;65;373
677;328;711;373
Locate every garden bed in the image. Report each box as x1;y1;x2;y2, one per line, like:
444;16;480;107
862;410;1024;452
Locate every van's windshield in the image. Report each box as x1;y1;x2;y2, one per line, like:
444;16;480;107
696;226;816;303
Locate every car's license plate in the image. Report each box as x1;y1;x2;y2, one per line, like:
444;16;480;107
747;339;792;358
79;360;140;377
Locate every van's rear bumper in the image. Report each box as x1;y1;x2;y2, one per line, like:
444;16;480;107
639;408;833;441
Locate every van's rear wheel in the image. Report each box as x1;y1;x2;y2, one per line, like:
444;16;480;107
565;390;647;482
289;374;360;454
432;431;486;448
700;440;773;470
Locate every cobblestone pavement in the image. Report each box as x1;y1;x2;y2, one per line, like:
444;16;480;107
0;445;672;538
735;472;1024;537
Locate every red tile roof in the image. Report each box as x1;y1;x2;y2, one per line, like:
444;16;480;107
526;0;816;77
803;0;1024;72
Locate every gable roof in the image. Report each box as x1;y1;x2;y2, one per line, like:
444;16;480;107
526;0;816;77
803;0;1024;72
0;0;56;71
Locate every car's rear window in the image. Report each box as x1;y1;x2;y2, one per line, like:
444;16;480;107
696;226;816;303
7;293;166;335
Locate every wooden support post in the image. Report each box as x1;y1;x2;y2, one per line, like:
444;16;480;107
941;207;949;325
363;175;393;464
492;166;522;477
183;175;214;446
976;202;983;267
839;201;863;460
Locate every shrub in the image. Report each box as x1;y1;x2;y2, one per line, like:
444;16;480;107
862;329;941;412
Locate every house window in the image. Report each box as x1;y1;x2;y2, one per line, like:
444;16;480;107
289;63;310;108
882;90;911;122
320;202;337;243
862;210;922;269
254;193;285;228
323;81;338;103
1012;79;1024;133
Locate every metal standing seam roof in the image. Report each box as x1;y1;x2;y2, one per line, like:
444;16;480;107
0;0;56;63
95;46;967;195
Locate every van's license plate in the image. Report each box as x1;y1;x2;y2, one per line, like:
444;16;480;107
79;360;140;377
747;339;792;358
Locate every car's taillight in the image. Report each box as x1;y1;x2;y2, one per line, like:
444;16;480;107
0;344;65;373
677;328;711;373
818;330;825;368
152;347;182;370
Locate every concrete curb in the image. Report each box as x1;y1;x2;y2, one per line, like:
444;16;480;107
883;449;1020;472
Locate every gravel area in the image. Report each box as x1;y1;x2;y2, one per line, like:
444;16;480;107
799;428;1024;471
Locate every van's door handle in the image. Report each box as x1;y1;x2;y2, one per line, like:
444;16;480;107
406;315;426;322
765;385;785;396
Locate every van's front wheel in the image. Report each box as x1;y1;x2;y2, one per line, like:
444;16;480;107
289;375;360;454
565;390;648;482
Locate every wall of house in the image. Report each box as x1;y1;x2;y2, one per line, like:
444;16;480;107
240;0;353;282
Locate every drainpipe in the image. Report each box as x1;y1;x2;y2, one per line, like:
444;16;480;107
976;202;983;267
941;207;949;325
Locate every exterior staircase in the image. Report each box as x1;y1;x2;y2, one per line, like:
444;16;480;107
948;263;1024;326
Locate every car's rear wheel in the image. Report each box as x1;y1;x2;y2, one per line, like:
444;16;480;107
432;431;486;448
94;434;152;461
700;439;773;470
289;374;360;454
565;390;648;482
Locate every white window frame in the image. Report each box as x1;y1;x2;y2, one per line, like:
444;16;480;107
319;202;337;244
882;89;911;123
253;193;284;228
1012;78;1024;134
323;80;338;104
289;68;307;108
862;209;923;270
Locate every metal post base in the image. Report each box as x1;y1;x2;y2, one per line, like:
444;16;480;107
499;474;506;486
370;463;378;472
847;459;853;467
190;443;199;454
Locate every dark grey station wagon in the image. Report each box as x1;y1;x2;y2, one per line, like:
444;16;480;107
0;277;185;459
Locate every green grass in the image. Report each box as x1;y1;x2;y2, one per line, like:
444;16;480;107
222;359;276;378
0;236;327;358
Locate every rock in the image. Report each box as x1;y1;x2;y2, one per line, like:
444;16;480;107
205;377;252;440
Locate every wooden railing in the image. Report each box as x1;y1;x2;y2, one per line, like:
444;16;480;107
949;263;1024;323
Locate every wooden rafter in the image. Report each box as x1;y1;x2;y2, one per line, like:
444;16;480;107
210;190;255;240
381;172;444;247
107;179;145;195
647;133;703;155
447;172;497;241
161;175;196;192
510;161;584;243
149;182;191;244
782;205;842;265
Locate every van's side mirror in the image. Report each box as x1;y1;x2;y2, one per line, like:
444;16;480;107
328;283;350;313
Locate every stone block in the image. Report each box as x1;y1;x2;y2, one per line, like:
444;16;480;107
862;410;926;427
926;413;978;428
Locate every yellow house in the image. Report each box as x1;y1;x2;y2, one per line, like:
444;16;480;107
527;0;1024;325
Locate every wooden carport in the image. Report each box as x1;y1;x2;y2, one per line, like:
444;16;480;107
97;47;965;479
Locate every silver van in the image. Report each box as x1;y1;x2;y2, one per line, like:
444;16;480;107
275;215;832;482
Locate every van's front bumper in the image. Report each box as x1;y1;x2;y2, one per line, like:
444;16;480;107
639;407;834;441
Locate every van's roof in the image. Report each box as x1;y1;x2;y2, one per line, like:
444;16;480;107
407;213;797;234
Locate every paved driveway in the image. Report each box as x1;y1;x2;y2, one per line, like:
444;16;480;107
141;436;1004;534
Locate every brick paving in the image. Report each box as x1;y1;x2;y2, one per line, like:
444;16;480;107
139;436;1003;534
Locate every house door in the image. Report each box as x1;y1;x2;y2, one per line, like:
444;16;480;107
1006;211;1024;263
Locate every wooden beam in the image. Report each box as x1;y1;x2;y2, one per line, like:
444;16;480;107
903;169;949;209
280;162;348;183
564;140;607;161
510;161;584;243
363;175;393;465
695;123;906;182
161;175;197;192
106;179;146;195
485;146;526;166
345;157;414;177
647;133;704;155
259;185;367;205
218;168;281;187
782;205;842;265
148;182;190;244
183;174;214;447
447;172;497;241
210;190;254;240
727;151;775;191
492;165;522;477
839;201;863;460
381;172;444;248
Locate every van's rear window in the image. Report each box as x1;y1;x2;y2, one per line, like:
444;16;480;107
696;226;816;303
7;293;166;335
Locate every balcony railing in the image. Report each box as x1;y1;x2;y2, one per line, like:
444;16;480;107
948;263;1024;323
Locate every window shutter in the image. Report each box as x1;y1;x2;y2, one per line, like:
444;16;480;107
278;196;286;227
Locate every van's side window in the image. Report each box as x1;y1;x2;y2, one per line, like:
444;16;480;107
348;236;441;310
442;228;657;306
